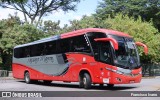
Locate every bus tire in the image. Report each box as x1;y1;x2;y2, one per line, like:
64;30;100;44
83;73;91;89
24;72;31;84
107;84;114;88
79;76;84;88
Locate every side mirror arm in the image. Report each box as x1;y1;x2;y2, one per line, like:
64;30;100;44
94;38;118;50
135;42;148;55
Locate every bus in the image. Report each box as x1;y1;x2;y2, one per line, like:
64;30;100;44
12;28;148;89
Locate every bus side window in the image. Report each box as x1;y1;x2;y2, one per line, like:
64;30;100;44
14;48;22;58
24;47;30;57
14;47;28;58
30;44;44;57
45;41;57;55
56;39;70;54
20;47;26;58
70;35;91;53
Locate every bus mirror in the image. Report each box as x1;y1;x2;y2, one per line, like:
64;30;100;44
94;37;118;50
94;53;98;55
135;42;148;55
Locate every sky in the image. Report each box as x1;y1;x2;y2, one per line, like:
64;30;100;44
0;0;102;27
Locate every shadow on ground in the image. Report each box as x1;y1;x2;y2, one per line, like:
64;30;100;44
18;80;137;91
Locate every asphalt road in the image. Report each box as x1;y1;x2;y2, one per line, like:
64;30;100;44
0;77;160;100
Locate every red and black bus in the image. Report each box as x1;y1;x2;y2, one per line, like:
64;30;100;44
12;28;148;89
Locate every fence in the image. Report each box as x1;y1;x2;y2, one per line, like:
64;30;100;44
142;63;160;76
0;70;8;77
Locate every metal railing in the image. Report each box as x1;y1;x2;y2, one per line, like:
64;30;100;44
142;63;160;77
0;70;8;77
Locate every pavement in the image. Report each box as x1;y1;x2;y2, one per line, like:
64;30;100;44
0;76;160;80
0;77;160;100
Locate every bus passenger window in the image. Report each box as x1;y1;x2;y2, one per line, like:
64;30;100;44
45;41;56;55
30;43;45;57
24;47;30;57
56;39;70;54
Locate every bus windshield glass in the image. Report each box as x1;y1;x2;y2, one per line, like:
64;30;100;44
109;35;140;69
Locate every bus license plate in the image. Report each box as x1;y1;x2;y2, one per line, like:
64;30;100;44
103;78;109;83
130;81;135;83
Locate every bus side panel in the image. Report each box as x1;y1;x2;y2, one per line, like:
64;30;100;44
64;53;99;83
12;63;59;81
12;63;26;79
12;53;104;83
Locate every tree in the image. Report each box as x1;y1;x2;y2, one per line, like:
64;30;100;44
43;20;61;35
61;15;104;32
96;0;160;31
0;15;45;70
0;0;80;26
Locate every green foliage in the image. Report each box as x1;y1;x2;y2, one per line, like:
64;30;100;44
42;20;61;35
0;15;46;70
60;15;103;33
0;21;45;54
96;0;160;31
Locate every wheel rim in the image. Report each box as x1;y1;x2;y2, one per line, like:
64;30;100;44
83;77;87;86
25;73;29;82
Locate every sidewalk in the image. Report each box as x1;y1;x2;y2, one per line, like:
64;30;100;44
142;76;160;79
0;76;15;80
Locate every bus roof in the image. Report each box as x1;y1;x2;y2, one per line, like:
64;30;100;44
14;28;132;48
14;35;60;48
61;28;132;39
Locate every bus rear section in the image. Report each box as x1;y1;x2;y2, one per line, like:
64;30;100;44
12;28;148;89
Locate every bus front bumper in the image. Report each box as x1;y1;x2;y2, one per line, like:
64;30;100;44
102;70;142;84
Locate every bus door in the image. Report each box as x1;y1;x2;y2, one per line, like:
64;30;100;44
93;41;114;82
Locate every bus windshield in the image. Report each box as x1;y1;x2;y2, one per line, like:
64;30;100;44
109;35;140;69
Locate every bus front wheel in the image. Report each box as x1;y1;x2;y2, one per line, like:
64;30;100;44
82;73;91;89
79;77;84;88
24;72;31;84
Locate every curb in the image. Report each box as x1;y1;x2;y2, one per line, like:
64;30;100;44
0;77;15;80
142;76;160;79
155;76;160;79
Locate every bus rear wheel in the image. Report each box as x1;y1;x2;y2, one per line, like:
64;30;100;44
82;73;91;89
24;72;31;84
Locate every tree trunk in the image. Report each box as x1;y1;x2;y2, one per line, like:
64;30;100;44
31;18;34;24
23;13;28;23
36;14;43;27
1;53;12;71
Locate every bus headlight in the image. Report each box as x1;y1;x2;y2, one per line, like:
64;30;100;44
105;67;123;75
139;71;142;74
116;70;123;75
